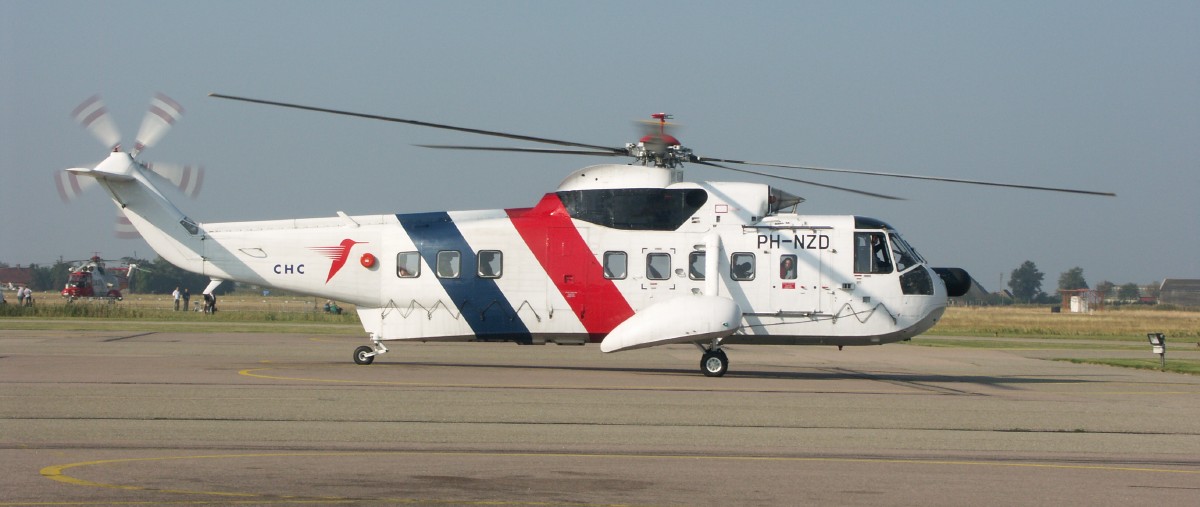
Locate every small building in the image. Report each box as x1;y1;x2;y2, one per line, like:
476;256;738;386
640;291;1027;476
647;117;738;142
0;266;34;289
1060;288;1105;313
1158;279;1200;307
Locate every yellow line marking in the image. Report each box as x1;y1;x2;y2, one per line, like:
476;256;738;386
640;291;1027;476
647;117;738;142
40;450;1200;488
21;451;1200;506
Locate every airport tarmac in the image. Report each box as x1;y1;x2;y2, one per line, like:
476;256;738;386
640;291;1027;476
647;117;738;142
2;329;1199;506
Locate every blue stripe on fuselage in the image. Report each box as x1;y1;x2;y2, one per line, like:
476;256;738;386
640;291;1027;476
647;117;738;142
397;211;532;342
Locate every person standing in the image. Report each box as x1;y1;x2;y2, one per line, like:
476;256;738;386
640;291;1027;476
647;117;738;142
22;286;32;307
172;287;181;311
182;288;191;311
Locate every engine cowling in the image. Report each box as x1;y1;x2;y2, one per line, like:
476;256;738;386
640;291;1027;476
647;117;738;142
933;267;972;298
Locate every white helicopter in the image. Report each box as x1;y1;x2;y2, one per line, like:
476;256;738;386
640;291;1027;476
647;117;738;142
66;94;1114;376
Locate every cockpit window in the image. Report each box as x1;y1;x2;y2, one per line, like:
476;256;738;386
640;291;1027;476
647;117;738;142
889;234;923;273
854;232;893;274
767;188;804;215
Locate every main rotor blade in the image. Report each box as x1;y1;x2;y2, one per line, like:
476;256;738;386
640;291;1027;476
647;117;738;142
416;144;626;157
693;161;905;200
209;93;626;154
696;157;1116;197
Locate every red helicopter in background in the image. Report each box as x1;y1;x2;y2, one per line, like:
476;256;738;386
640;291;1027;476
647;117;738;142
60;256;142;300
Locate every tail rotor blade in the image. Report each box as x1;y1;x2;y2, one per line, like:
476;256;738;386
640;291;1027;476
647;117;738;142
54;169;98;203
71;95;121;150
114;209;140;239
134;93;184;155
145;162;205;197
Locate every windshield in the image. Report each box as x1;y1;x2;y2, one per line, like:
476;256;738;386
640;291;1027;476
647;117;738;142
888;232;925;272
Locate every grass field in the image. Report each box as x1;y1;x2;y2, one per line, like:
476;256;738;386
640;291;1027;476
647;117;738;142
3;290;1197;374
3;291;1196;338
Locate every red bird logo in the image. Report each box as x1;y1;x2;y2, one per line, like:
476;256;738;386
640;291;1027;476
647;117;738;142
311;239;366;283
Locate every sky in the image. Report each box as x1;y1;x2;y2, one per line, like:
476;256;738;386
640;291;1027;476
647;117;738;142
2;1;1197;290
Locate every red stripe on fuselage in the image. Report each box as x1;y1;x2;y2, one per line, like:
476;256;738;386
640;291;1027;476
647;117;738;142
507;194;634;341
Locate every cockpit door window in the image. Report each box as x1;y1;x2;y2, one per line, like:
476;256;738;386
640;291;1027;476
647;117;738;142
854;232;893;274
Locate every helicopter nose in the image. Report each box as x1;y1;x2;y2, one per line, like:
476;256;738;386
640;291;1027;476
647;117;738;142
932;267;972;297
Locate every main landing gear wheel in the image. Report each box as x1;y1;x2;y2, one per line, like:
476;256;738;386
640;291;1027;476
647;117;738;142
353;345;375;365
701;349;728;377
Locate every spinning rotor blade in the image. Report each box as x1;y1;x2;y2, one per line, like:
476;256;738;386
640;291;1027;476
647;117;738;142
416;144;626;157
209;93;626;154
145;162;205;197
54;169;98;203
71;95;121;150
115;210;139;239
694;161;905;201
695;156;1116;197
134;93;185;155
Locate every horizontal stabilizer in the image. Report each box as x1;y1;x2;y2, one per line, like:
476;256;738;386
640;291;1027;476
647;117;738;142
600;296;742;353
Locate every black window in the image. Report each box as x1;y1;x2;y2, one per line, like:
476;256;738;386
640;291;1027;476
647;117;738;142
646;253;671;280
557;188;708;231
397;252;420;278
478;250;502;278
436;250;461;278
855;232;892;274
689;251;706;280
603;251;627;279
731;253;755;281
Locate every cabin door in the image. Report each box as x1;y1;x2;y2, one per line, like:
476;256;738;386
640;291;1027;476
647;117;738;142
769;246;822;314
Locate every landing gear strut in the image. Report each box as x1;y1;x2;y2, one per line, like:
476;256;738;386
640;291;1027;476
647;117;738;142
353;334;388;365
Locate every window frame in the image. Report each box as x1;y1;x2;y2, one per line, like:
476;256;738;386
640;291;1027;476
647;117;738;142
730;252;756;281
436;250;462;279
477;250;503;279
646;252;672;281
779;254;797;280
688;251;706;280
396;251;421;278
603;251;628;280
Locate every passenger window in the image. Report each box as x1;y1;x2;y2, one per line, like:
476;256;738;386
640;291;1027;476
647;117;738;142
646;253;671;280
396;251;420;278
477;250;502;278
731;252;755;281
779;254;797;280
689;251;705;280
436;250;461;278
603;251;627;279
854;232;893;274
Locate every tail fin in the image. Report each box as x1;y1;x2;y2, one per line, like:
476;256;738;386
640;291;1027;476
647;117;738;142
83;151;206;273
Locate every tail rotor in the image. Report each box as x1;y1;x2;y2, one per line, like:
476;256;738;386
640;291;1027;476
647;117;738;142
58;93;205;239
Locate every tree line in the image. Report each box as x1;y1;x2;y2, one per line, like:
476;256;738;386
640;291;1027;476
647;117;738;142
1007;260;1154;304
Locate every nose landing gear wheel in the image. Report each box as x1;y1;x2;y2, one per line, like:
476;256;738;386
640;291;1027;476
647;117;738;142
701;349;728;377
353;345;375;365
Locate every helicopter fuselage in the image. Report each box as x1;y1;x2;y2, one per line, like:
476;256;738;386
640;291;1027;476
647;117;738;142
142;164;951;353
